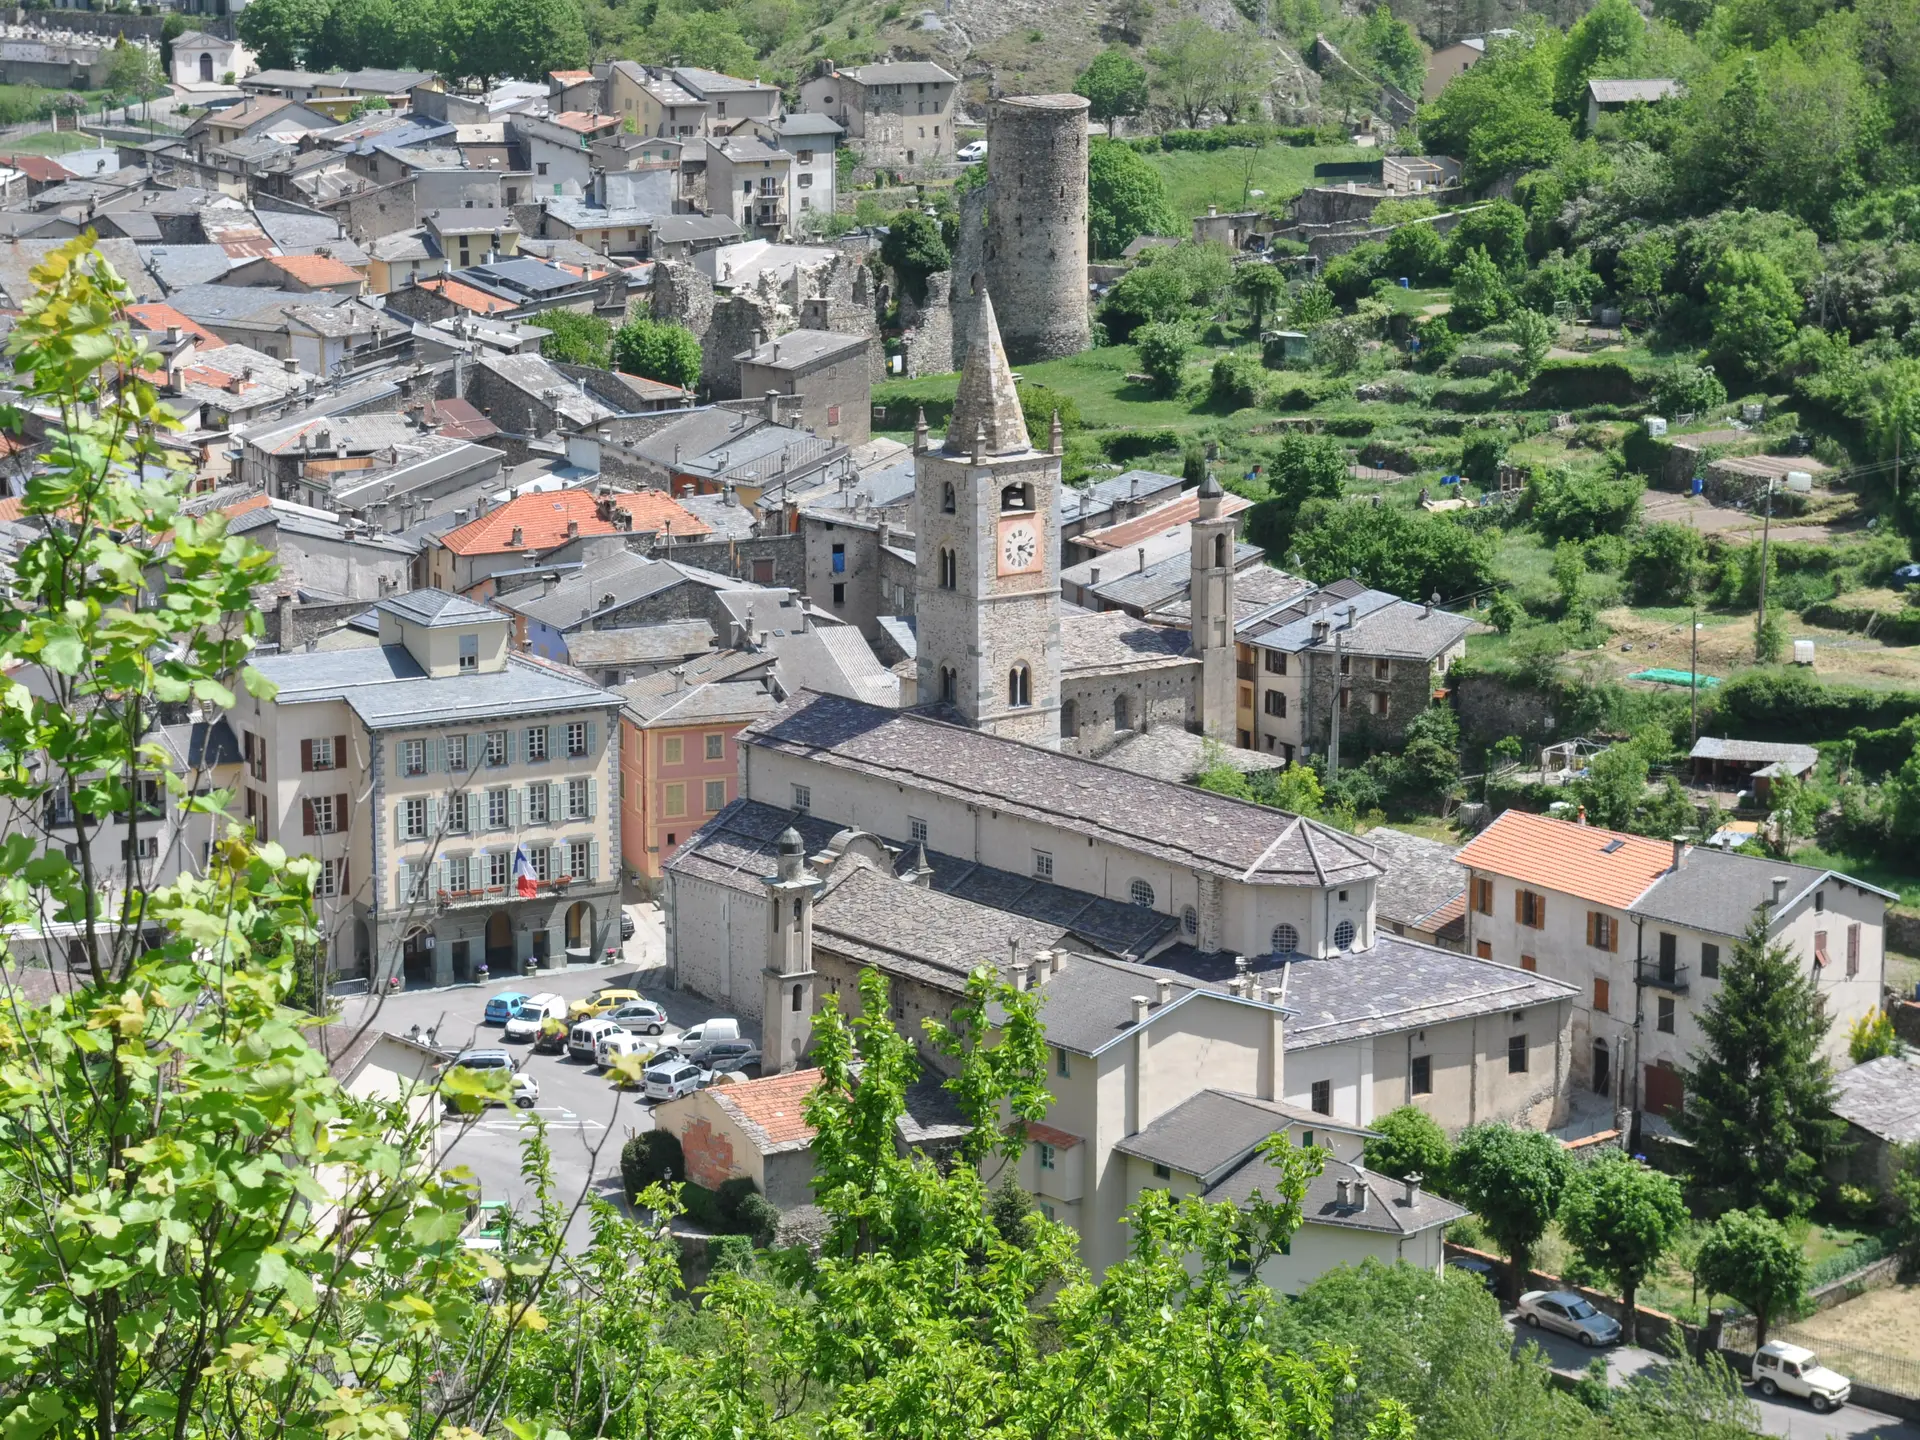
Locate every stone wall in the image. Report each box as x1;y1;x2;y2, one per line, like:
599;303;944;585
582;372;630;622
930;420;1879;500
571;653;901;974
983;94;1090;363
655;252;877;400
1067;663;1201;757
1298;650;1447;754
328;178;419;244
899;269;954;377
1452;670;1558;747
643;533;805;591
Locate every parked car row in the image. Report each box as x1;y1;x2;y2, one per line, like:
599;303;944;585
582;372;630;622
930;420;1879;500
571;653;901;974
481;986;760;1099
439;1048;539;1110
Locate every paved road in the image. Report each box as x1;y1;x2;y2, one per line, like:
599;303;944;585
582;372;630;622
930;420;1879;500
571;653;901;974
1507;1318;1919;1440
331;899;755;1250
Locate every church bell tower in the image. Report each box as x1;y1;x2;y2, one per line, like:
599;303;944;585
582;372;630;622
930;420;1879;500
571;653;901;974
913;288;1062;748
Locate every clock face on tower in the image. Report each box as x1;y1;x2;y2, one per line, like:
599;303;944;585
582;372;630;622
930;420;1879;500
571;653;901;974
998;517;1040;576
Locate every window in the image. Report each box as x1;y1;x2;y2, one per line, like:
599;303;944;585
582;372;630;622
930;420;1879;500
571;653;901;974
1310;1080;1331;1115
1847;923;1861;978
909;816;927;846
1520;954;1537;971
1814;929;1830;967
1113;694;1131;731
1272;923;1299;954
833;582;845;606
1152;1163;1171;1180
125;835;159;862
458;633;479;671
529;847;550;883
1008;663;1031;707
663;736;683;765
1263;650;1287;675
400;739;426;777
1516;889;1545;928
1374;657;1390;679
832;542;846;573
1507;1035;1529;1073
1815;890;1825;913
567;721;587;757
1372;691;1390;718
1061;700;1079;739
1333;919;1355;949
1038;1143;1056;1170
567;777;589;820
705;733;724;761
1338;687;1352;713
1339;654;1351;677
941;481;955;514
1000;481;1032;512
446;734;467;773
704;779;726;812
446;792;468;834
537;162;548;175
793;784;811;813
1129;879;1154;909
939;547;957;588
400;797;427;839
1263;690;1286;718
1588;912;1617;951
1056;1047;1071;1078
1657;996;1675;1033
304;735;337;771
526;727;549;762
486;730;507;766
315;857;345;898
1658;931;1677;980
304;794;339;835
487;852;509;889
1471;877;1493;915
1182;905;1198;936
568;840;591;880
792;982;805;1011
1593;977;1610;1013
939;666;956;704
1477;940;1492;959
1033;850;1053;880
487;788;509;829
1411;1055;1431;1094
1700;942;1720;978
664;782;686;818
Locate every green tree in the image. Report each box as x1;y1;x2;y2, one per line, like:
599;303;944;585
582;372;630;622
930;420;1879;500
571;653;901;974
1450;1123;1573;1299
1576;739;1652;831
1397;703;1463;805
237;0;329;70
1290;279;1336;328
1673;916;1844;1217
1310;318;1364;372
1235;260;1287;333
1075;47;1150;137
1148;17;1239;129
1847;1009;1903;1064
1383;221;1448;286
539;308;612;366
1704;250;1802;384
1626;522;1705;604
1652;364;1728;417
1448;245;1512;331
879;208;951;305
1361;3;1424;95
1694;1208;1809;1345
1292;499;1497;601
1244;429;1347;556
1529;467;1643;541
611;317;702;391
1553;0;1646;118
1087;139;1178;259
1559;1152;1688;1343
1509;308;1556;382
639;8;757;73
1363;1105;1453;1186
1418;23;1571;186
1446;200;1528;276
1135;321;1190;396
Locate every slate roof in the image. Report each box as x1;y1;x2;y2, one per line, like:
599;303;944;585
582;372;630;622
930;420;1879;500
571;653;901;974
742;690;1383;889
653;214;744;245
1060;610;1194;675
1688;737;1819;770
1059;468;1184;528
1115;1090;1367;1186
618;667;775;726
668;798;1181;961
734;329;870;370
1587;78;1681;104
842;61;957;85
376;589;499;628
253;645;616;728
1628;851;1893;936
1365;827;1468;931
1213;1151;1468;1235
1096;727;1289;786
766;112;843;136
498;552;731;630
1075;490;1254;553
566;619;714;669
1829;1056;1920;1144
1240;584;1467;659
1456;810;1677;910
1091;542;1264;614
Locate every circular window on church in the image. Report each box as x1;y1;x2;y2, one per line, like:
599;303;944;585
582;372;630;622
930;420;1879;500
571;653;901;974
1129;879;1155;909
1333;920;1357;950
1182;906;1198;936
1271;923;1299;955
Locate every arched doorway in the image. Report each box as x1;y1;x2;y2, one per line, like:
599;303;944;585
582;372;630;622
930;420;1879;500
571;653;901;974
484;910;514;972
565;900;592;954
198;51;213;82
401;928;433;987
1592;1038;1611;1097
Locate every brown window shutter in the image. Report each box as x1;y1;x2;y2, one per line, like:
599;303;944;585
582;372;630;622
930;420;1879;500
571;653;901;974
1609;917;1619;953
336;735;347;768
300;738;313;772
339;859;348;893
302;799;316;836
1514;889;1524;924
336;794;348;827
1536;895;1545;927
1586;912;1595;947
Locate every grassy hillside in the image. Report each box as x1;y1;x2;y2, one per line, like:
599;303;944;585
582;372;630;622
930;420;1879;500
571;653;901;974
1145;142;1374;221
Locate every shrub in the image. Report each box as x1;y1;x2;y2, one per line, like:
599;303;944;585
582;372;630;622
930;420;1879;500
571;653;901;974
1652;364;1727;417
620;1129;684;1202
1134;322;1189;396
708;1233;755;1274
1625;522;1705;604
1382;222;1448;286
1527;468;1644;541
1365;1105;1454;1188
1209;352;1263;410
1460;425;1506;485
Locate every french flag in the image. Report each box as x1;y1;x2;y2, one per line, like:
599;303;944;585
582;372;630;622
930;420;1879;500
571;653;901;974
513;845;538;898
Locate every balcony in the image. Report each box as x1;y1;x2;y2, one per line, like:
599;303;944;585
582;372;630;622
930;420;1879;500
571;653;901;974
1236;660;1257;681
1635;957;1690;992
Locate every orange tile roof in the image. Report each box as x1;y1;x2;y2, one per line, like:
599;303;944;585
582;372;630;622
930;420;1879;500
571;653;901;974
713;1067;819;1147
1454;810;1676;910
615;488;711;540
418;276;517;316
439;487;617;555
267;253;364;287
550;110;620;133
1022;1121;1084;1149
550;69;594;80
124;302;225;349
221;493;274;521
2;154;73;183
0;495;24;524
1077;490;1255;553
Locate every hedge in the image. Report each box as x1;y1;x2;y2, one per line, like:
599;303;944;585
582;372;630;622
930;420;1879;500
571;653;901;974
1802;601;1920;647
621;1130;684;1203
1102;428;1181;461
1522;358;1644;409
1714;669;1920;742
1128;122;1344;154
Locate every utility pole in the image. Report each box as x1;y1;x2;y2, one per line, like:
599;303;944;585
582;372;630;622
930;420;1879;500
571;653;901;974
1689;604;1701;746
1755;478;1775;662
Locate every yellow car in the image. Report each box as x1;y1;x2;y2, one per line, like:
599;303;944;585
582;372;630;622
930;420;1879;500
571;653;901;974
569;987;642;1019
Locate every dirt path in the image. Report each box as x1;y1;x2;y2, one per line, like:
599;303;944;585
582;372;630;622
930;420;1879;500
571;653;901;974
1592;608;1920;688
1639;490;1861;543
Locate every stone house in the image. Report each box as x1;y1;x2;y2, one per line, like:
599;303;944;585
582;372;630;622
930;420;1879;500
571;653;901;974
705;136;795;238
798;61;958;169
1827;1056;1920;1203
734;329;872;447
653;1068;822;1209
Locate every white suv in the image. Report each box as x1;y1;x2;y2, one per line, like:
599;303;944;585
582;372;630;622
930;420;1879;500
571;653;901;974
442;1049;539;1109
503;993;566;1041
1753;1341;1850;1414
568;1017;621;1063
642;1060;707;1101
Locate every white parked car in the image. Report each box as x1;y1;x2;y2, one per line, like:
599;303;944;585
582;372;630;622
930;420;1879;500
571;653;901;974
502;993;566;1041
568;1017;621;1062
1753;1341;1850;1414
956;140;987;162
441;1049;539;1109
642;1060;708;1102
596;1028;661;1069
1516;1290;1621;1347
673;1017;740;1052
604;998;670;1035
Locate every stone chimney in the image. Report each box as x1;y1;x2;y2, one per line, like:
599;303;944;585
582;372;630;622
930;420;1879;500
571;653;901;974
1049;408;1062;456
1155;977;1172;1006
1131;995;1150;1026
1011;959;1030;992
510;526;524;546
1771;875;1788;907
1335;1179;1351;1205
566;519;579;538
274;592;294;644
283;355;299;374
1670;836;1686;872
1402;1173;1421;1205
1352;1175;1369;1210
913;406;929;455
1050;950;1063;977
765;389;781;423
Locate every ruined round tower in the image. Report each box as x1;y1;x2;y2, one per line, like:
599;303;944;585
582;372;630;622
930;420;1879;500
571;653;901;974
981;92;1090;363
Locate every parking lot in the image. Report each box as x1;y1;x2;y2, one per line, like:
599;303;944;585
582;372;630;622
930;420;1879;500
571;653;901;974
332;902;761;1250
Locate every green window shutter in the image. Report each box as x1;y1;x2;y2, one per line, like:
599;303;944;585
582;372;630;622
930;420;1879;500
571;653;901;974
588;777;597;819
548;723;563;759
508;787;520;828
429;796;443;834
397;863;411;906
586;719;597;756
589;839;599;883
428;737;442;774
508;728;520;764
395;801;405;837
550;780;563;818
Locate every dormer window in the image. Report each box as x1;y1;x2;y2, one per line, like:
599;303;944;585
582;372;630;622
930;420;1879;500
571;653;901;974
1000;481;1032;513
458;633;478;671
